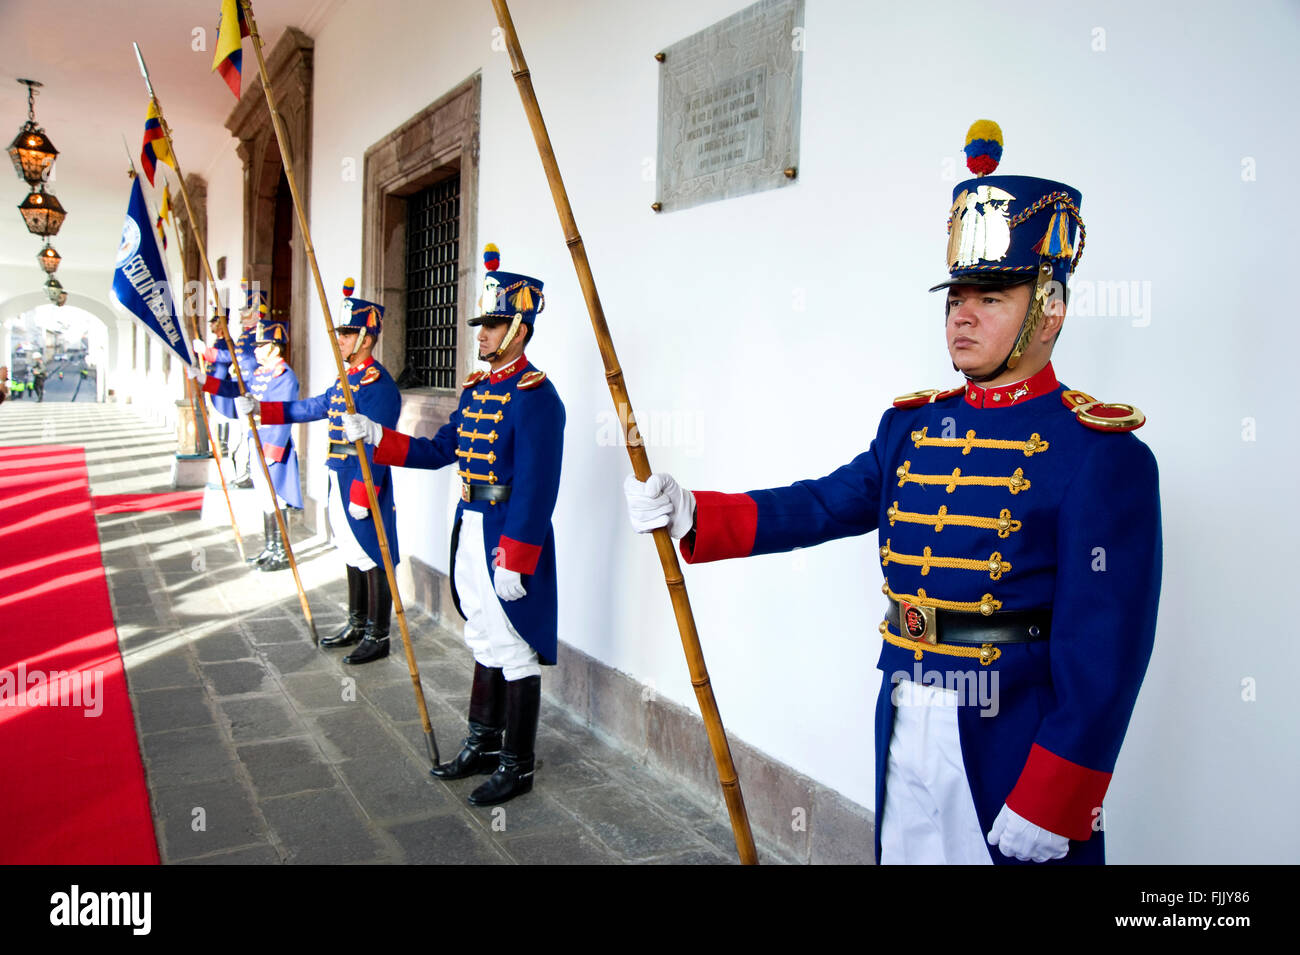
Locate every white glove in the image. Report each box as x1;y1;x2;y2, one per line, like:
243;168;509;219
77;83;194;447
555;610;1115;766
986;804;1070;863
185;365;207;388
192;338;207;358
234;394;257;417
493;567;527;601
623;473;696;539
348;501;369;520
342;412;384;446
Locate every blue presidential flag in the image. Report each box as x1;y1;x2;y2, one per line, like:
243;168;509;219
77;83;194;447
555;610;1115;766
112;177;192;365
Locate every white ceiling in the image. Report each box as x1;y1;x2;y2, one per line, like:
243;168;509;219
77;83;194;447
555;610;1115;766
0;0;341;284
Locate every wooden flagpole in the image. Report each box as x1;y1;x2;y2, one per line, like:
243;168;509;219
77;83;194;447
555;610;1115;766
161;182;235;536
238;1;441;767
118;136;245;562
489;0;758;864
133;44;320;645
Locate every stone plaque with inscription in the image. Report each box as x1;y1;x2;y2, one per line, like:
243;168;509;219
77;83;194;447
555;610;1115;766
656;0;804;213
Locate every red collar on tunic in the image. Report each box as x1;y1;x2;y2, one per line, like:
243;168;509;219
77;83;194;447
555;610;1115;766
490;354;527;384
347;357;374;377
964;362;1058;409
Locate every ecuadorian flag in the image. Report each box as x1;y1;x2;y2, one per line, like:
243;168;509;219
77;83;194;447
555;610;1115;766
140;101;174;187
212;0;251;98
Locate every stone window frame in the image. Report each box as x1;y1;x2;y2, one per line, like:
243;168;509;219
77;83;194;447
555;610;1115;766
362;73;481;435
401;175;464;389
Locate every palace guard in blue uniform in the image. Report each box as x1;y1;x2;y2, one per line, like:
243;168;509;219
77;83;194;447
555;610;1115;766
196;286;263;488
343;244;565;806
236;284;403;666
625;122;1162;864
191;318;304;571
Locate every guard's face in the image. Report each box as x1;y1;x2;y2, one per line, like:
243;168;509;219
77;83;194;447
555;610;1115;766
944;283;1031;377
336;330;360;355
476;320;509;357
255;342;278;365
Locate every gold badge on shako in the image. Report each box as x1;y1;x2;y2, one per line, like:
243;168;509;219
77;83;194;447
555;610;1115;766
948;184;1016;268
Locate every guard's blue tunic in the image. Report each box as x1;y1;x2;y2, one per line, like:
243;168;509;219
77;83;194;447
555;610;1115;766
205;360;303;509
372;356;564;665
205;327;258;420
681;362;1162;865
260;358;401;567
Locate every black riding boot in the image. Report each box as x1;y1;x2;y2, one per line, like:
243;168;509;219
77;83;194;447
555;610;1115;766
322;565;368;648
344;567;391;664
468;675;540;806
247;512;274;565
259;508;290;572
430;664;505;779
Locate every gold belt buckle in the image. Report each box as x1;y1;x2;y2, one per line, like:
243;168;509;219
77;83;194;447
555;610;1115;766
461;482;471;503
899;599;938;645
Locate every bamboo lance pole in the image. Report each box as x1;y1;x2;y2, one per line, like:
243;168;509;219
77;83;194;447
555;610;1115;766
133;44;320;645
118;137;244;561
165;197;238;537
239;1;440;767
489;0;758;864
160;186;241;551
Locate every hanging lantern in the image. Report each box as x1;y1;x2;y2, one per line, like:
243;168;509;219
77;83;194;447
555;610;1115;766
37;242;61;274
7;79;58;185
18;183;66;236
44;276;67;306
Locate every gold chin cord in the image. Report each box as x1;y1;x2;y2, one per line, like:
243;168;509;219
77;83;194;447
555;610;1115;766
345;330;368;364
1004;262;1056;371
482;314;524;363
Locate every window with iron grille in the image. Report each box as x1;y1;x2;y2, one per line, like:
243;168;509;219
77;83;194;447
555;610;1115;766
403;176;460;389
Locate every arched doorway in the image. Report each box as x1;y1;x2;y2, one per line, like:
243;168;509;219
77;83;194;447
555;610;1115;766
1;292;118;405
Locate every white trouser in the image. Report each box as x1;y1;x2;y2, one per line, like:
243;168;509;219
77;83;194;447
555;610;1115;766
454;510;540;681
230;419;252;479
879;680;992;865
251;449;287;515
327;471;376;570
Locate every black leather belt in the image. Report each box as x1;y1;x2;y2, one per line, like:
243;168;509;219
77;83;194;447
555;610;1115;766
889;598;1050;646
328;441;359;457
462;483;511;503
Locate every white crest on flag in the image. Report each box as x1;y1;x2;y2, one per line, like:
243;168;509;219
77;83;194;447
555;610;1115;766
117;216;141;266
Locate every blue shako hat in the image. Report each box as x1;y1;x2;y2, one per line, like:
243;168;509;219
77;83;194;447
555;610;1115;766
335;277;383;337
240;279;268;312
255;320;289;345
468;243;545;327
930;120;1085;293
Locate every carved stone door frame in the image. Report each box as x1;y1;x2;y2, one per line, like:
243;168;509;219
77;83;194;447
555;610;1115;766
226;28;316;513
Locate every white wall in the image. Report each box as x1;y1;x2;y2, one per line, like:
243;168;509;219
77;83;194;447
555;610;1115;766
198;0;1299;863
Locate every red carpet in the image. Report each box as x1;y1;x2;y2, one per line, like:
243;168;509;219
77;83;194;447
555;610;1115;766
93;491;204;514
0;445;160;864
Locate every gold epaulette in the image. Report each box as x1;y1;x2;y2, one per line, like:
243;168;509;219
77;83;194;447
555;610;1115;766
360;366;381;386
518;370;547;390
893;386;964;409
462;370;488;388
1061;389;1146;432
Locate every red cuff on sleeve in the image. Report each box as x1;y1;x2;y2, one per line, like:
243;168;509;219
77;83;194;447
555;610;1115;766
260;402;285;425
678;491;758;564
262;443;286;464
200;346;218;364
496;535;542;575
202;376;222;396
1006;743;1112;842
349;479;372;509
372;427;409;466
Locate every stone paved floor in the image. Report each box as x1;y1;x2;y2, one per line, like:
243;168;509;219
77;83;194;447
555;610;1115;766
0;401;796;865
